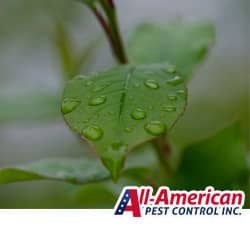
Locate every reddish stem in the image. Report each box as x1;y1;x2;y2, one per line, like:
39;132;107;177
90;5;120;61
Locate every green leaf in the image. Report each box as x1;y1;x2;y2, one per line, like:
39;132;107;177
62;64;187;180
74;37;100;76
0;91;60;123
128;21;215;79
167;123;250;208
55;20;75;78
0;158;110;185
55;20;100;79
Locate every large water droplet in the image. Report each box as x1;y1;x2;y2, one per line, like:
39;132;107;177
93;84;109;92
73;75;86;80
167;94;178;101
131;108;146;120
88;96;107;106
144;80;159;89
161;105;176;112
101;142;128;181
124;127;133;133
85;81;93;87
166;76;183;86
82;126;103;141
165;64;176;73
145;121;166;136
61;98;81;114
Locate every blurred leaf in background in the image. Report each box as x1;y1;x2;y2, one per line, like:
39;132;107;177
0;158;109;185
128;21;215;79
167;123;250;208
0;90;60;123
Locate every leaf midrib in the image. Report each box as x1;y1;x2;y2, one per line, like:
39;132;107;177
118;66;136;123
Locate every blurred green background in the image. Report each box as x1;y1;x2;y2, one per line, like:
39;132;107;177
0;0;249;208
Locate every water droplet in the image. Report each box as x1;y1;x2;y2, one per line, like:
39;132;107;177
124;127;133;133
82;126;103;141
93;84;109;92
149;105;153;110
161;105;176;112
134;83;140;88
85;81;93;87
88;96;107;106
73;75;86;80
108;111;115;115
128;96;134;100
131;108;146;120
101;142;128;181
167;94;178;101
177;89;186;96
61;98;81;114
166;76;183;86
166;64;176;73
144;121;166;136
144;80;159;89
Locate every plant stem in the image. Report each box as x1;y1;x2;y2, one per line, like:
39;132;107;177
90;5;122;63
102;0;128;64
109;9;128;64
152;135;173;176
89;0;128;64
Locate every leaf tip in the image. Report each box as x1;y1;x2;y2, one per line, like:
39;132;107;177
100;142;128;182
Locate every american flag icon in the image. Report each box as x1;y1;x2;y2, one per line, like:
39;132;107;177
114;189;130;215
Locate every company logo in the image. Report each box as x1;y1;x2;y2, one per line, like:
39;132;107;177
114;186;245;217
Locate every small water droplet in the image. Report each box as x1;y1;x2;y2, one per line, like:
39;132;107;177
144;121;166;136
149;105;153;110
134;83;140;88
93;83;109;92
88;96;107;106
82;126;103;141
73;75;86;80
124;127;133;133
166;64;176;73
61;98;81;114
177;89;186;96
85;81;93;87
108;111;115;115
161;105;176;112
128;96;134;100
167;94;178;101
166;76;183;86
131;108;146;120
144;80;159;89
